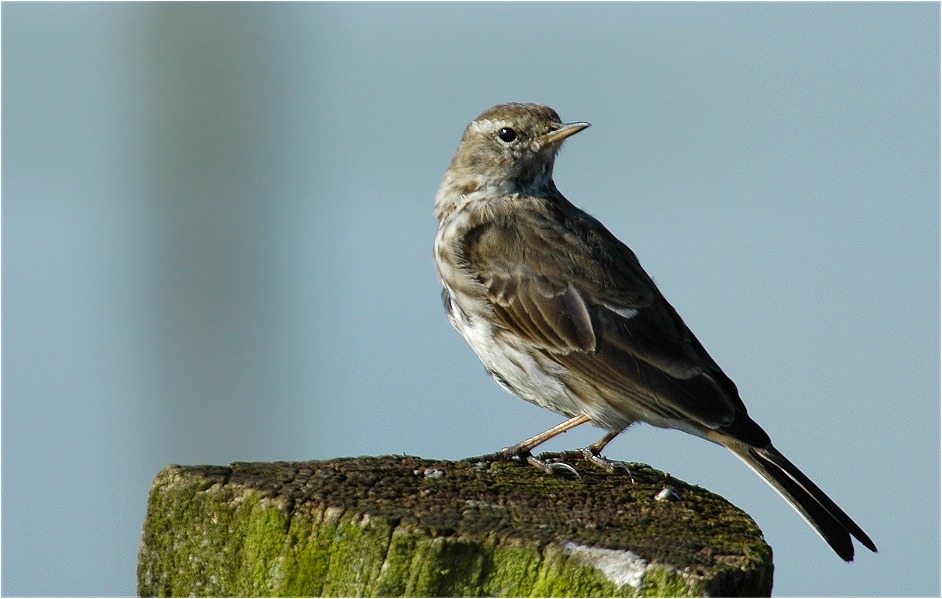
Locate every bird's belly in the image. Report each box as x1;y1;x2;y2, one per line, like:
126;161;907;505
449;303;636;432
457;313;581;412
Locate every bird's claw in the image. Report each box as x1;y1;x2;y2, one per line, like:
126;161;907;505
579;448;635;481
465;441;631;482
526;454;582;480
463;447;582;479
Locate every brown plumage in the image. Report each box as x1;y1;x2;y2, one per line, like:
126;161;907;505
433;102;876;561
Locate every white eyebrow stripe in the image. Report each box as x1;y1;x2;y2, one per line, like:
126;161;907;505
604;304;639;319
469;118;506;133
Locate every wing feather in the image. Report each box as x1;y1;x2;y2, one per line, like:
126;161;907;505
465;216;740;430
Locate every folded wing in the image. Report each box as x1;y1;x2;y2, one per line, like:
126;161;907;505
465;216;747;434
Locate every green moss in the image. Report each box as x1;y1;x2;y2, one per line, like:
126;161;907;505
639;566;702;597
405;537;487;596
372;528;420;596
235;497;290;595
139;458;773;597
322;514;394;596
481;544;543;596
531;545;625;597
276;507;340;596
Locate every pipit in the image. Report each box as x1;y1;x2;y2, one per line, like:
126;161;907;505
433;102;876;561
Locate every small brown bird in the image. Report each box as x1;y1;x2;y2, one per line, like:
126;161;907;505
433;102;876;561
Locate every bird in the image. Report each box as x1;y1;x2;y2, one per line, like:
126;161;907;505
432;102;876;562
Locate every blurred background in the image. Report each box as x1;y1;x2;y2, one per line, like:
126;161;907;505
3;3;938;596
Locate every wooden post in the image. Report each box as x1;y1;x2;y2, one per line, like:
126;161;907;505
138;456;772;597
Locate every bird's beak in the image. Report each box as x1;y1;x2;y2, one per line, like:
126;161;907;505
540;121;591;146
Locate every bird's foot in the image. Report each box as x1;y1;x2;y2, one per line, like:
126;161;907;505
464;446;582;479
524;453;582;479
535;448;634;481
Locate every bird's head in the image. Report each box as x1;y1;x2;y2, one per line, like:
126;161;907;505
448;103;590;193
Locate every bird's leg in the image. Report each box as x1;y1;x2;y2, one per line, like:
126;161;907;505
580;432;634;480
502;414;592;456
465;415;590;477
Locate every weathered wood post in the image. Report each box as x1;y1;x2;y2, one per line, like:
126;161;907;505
138;456;772;597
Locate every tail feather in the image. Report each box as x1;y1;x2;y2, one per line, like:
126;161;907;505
721;439;877;561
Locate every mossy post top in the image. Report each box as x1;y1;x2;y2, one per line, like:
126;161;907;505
138;456;773;597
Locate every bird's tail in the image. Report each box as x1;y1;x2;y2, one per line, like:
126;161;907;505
715;435;877;561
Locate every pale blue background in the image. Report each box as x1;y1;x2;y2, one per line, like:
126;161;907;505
3;3;938;596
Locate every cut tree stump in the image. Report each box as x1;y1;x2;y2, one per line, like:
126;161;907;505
138;456;772;597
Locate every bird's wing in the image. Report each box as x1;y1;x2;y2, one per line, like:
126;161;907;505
464;213;744;431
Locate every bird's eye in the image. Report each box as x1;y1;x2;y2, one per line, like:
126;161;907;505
498;127;517;143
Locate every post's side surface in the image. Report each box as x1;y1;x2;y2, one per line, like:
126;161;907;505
138;456;772;597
